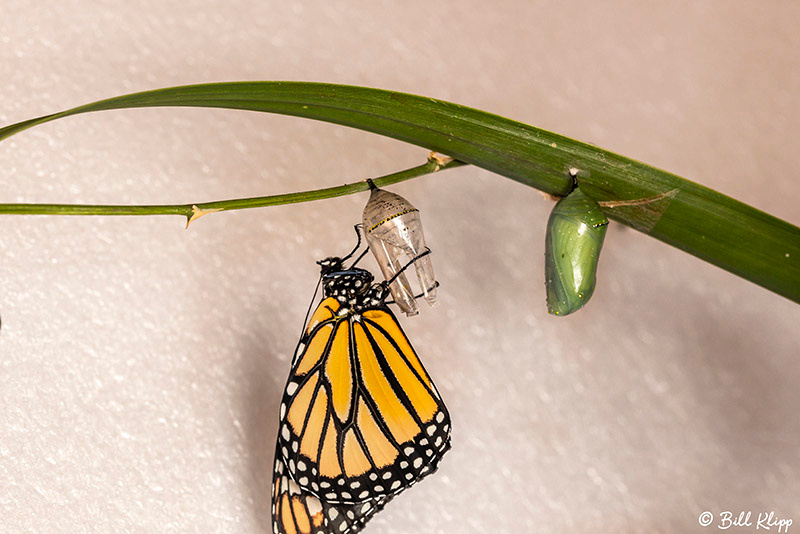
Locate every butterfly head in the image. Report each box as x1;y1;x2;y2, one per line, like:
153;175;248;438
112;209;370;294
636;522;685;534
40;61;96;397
316;256;345;273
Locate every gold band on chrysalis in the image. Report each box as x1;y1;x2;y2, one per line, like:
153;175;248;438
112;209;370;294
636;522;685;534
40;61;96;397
367;208;419;232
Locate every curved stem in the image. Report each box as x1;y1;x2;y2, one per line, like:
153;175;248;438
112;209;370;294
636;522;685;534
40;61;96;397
1;81;798;303
0;157;465;226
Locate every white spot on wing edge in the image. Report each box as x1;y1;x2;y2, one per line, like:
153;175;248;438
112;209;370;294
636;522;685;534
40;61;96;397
305;495;322;516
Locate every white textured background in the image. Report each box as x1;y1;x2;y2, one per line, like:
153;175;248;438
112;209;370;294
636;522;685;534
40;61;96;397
2;2;799;533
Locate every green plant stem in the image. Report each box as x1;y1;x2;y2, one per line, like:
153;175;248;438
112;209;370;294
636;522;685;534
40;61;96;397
1;82;798;302
0;158;464;223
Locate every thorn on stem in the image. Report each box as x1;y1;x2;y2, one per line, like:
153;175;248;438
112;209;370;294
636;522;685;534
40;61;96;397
185;205;222;229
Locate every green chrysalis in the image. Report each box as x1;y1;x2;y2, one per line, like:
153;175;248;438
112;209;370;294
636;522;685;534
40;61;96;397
545;187;609;316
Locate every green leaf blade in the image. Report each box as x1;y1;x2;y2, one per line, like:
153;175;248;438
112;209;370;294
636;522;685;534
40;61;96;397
2;81;798;303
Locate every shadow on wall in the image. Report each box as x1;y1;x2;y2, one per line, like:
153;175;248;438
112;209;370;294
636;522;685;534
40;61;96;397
236;294;295;532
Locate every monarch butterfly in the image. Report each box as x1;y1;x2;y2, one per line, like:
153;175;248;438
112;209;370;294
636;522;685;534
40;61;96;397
545;187;608;316
272;241;451;533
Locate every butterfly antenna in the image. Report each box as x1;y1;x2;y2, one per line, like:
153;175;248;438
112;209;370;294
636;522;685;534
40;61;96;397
384;248;433;287
297;274;323;342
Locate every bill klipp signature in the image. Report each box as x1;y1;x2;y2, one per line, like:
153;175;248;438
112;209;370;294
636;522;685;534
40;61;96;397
698;510;792;533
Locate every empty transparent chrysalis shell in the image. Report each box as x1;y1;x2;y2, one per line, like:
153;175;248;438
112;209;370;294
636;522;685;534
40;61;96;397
545;187;609;316
362;183;436;316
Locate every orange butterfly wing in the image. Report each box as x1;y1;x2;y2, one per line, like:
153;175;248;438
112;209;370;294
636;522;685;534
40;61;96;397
276;297;450;504
271;451;390;534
